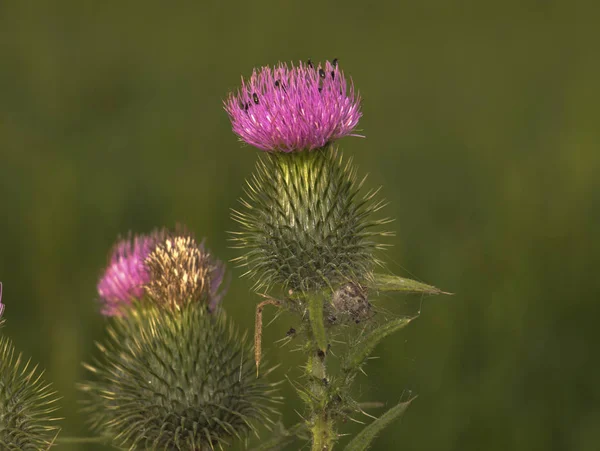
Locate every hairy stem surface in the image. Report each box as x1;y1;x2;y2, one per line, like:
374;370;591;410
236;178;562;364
307;293;335;450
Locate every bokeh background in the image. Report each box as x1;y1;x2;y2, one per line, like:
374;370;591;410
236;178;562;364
1;2;599;450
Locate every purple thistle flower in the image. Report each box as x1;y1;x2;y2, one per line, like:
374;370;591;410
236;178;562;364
97;230;165;316
224;59;362;152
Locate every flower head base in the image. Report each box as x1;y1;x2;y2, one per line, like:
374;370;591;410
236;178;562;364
225;60;362;152
97;229;165;316
81;303;278;450
232;148;389;293
145;234;226;311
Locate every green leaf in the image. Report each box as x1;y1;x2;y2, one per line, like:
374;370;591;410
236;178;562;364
307;292;327;352
250;422;308;450
285;375;315;406
343;317;414;372
367;273;448;295
344;398;415;451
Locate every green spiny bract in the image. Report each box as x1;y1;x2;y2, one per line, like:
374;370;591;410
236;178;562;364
80;302;278;450
0;336;60;450
232;146;389;293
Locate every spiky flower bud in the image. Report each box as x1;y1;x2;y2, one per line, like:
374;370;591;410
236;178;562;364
0;336;60;449
81;303;277;450
233;147;388;293
145;234;226;312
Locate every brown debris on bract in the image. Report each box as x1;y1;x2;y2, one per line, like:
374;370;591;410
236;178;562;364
254;297;281;376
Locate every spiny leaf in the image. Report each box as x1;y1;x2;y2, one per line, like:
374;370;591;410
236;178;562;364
250;422;308;451
343;317;415;372
366;273;448;295
344;397;415;451
286;375;314;406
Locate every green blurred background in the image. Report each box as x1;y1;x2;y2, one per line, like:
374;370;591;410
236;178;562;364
1;2;599;450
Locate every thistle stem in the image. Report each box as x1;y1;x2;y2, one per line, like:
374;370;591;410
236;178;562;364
306;292;335;450
308;352;334;450
311;413;334;451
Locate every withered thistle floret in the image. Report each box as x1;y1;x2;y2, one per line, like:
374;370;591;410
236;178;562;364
232;146;390;293
328;282;372;324
145;234;226;311
0;336;61;450
80;303;278;450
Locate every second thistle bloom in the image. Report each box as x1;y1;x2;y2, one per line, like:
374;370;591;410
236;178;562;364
225;60;362;152
97;230;166;316
97;229;226;315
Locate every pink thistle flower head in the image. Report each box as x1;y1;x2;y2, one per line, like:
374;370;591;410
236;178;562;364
225;59;362;152
97;230;165;316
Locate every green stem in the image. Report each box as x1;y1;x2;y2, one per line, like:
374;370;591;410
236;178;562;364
311;410;334;451
306;292;335;451
309;352;334;450
308;292;327;353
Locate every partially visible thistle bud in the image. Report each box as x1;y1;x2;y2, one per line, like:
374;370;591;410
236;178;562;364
328;282;372;325
97;229;166;316
145;234;226;312
0;282;5;328
0;286;61;449
232;147;389;293
80;303;278;450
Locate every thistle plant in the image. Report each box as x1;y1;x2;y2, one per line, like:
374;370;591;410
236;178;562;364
0;283;61;450
225;60;446;450
80;230;279;450
0;59;445;451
